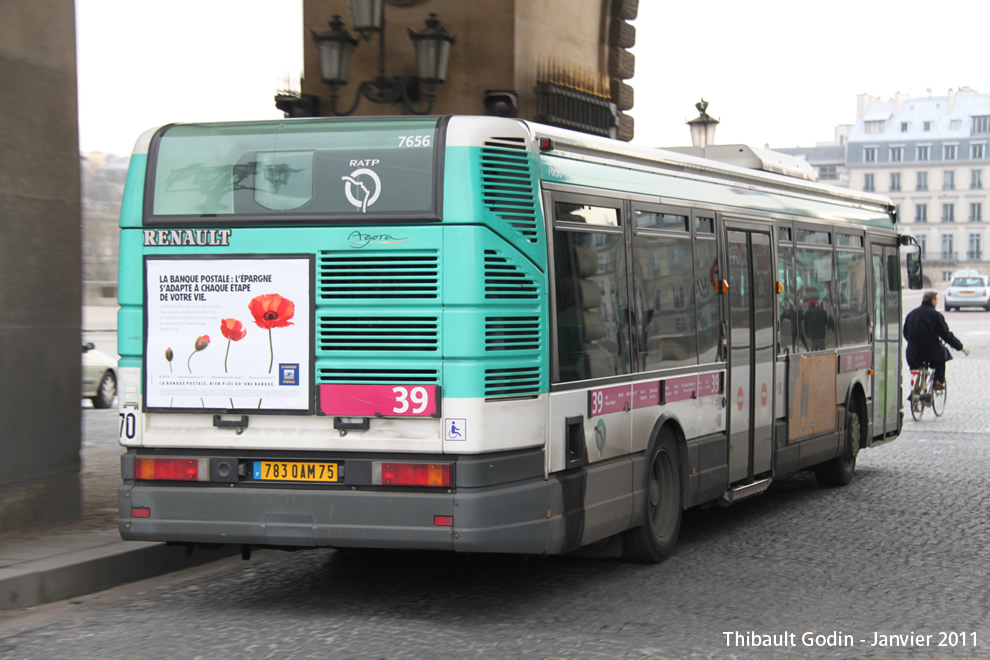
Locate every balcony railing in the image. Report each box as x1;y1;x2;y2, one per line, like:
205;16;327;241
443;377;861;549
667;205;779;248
967;251;983;260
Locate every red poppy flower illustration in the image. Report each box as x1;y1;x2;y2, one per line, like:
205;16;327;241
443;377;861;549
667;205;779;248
187;334;210;372
248;294;296;374
220;318;247;373
248;294;295;330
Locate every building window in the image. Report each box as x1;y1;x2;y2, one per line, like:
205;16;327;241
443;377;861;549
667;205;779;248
890;172;901;192
973;116;990;135
865;121;884;134
944;171;955;190
864;147;877;163
890;146;903;162
972;170;983;189
944;144;957;160
916;204;928;223
901;122;910;132
951;119;961;131
817;165;838;181
917;145;930;161
917;235;927;259
973;143;986;159
917;171;928;191
863;174;874;192
924;121;933;132
971;202;983;222
942;203;955;223
968;234;982;261
941;234;954;260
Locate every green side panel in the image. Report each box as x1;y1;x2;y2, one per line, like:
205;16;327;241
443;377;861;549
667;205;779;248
119;154;146;229
442;226;546;399
539;154;893;226
443;144;547;269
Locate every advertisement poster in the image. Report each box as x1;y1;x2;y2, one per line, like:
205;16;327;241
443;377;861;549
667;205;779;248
145;257;312;412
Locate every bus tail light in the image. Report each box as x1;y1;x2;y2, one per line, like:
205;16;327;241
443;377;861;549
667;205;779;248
134;457;209;481
375;462;452;487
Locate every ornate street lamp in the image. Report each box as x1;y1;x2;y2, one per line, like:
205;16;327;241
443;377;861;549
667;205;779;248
687;98;720;150
311;2;455;116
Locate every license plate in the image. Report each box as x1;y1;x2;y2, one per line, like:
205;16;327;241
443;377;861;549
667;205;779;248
253;461;338;482
961;290;974;295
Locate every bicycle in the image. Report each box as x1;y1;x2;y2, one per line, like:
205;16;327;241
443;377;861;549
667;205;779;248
908;363;946;420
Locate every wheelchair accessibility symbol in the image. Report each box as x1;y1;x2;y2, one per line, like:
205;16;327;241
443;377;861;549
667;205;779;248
445;418;467;441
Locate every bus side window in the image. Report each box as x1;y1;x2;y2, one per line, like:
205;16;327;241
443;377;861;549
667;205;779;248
553;230;630;381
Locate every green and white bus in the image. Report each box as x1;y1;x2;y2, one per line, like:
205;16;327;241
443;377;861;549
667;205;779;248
116;115;922;561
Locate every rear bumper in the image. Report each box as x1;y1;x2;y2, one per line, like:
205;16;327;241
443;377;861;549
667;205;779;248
118;449;561;554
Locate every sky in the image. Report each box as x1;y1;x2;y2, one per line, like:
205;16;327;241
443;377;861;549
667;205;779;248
76;0;990;156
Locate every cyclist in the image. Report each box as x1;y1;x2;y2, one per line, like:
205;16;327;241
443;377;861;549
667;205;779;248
904;290;970;390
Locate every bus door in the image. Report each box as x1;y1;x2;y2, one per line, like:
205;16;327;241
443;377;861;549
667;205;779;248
724;224;775;483
871;241;901;438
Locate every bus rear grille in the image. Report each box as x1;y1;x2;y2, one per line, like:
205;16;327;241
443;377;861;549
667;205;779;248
317;367;439;384
481;138;539;244
318;252;439;300
484;249;540;299
485;316;542;351
485;366;541;398
318;317;439;352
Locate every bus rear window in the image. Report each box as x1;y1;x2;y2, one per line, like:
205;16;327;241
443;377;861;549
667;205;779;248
147;118;440;222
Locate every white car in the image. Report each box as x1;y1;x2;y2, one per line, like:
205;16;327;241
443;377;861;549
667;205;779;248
944;271;990;311
82;342;117;408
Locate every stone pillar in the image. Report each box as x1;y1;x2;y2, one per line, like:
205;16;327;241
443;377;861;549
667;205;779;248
0;0;83;531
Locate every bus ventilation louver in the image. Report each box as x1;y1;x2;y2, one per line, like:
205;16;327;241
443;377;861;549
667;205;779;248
318;252;439;300
485;316;542;352
484;250;540;299
480;138;540;245
317;367;439;384
318;316;439;353
484;366;541;398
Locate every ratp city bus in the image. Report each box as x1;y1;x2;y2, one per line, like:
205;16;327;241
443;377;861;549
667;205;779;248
116;115;922;562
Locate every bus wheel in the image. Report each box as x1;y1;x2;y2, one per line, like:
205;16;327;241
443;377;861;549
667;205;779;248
622;430;682;563
815;404;861;487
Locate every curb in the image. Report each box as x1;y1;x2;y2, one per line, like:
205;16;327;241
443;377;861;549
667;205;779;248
0;539;239;610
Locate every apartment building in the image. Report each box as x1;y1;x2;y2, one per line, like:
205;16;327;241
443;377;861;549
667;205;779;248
846;88;990;284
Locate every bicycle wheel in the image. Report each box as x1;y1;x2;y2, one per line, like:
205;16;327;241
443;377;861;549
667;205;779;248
932;382;946;416
910;389;924;420
909;373;925;421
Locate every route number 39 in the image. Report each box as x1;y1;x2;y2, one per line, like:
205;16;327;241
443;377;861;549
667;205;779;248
392;386;431;414
590;390;605;416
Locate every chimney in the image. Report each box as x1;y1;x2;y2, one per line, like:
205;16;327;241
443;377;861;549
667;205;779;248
857;93;879;120
893;91;906;116
947;88;956;114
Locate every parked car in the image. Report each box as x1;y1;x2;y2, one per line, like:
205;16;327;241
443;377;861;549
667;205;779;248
82;342;116;408
944;271;990;311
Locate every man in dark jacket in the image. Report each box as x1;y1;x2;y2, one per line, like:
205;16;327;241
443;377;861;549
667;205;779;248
904;290;969;389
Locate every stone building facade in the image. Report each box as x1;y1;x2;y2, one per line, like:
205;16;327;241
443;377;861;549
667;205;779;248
293;0;638;140
846;89;990;284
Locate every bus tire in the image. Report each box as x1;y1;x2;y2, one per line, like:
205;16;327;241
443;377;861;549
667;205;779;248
622;429;682;563
814;403;861;487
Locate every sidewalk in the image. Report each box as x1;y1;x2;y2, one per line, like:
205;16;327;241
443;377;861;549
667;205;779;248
0;306;237;611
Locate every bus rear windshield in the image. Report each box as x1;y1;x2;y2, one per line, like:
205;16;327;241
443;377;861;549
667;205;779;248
147;118;440;222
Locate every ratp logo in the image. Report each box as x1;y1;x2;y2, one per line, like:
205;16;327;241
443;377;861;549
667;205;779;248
341;167;382;213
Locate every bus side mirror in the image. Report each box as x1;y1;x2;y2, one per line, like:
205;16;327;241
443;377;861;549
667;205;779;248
905;251;923;290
